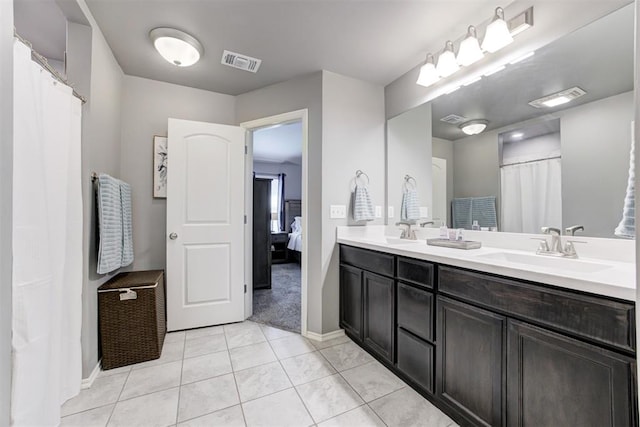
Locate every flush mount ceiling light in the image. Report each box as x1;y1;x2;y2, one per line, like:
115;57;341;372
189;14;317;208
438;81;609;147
149;27;203;67
436;41;460;77
528;87;586;108
416;54;440;87
457;26;484;67
482;7;513;53
460;119;489;135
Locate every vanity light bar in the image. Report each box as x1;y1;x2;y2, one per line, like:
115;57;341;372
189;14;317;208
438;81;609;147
416;5;534;88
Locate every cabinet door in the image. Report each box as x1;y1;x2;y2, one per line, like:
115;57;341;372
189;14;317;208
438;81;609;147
397;327;434;394
507;319;636;427
339;264;363;341
363;271;395;363
437;296;505;427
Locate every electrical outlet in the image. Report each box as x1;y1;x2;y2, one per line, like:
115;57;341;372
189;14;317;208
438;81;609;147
375;206;382;218
388;206;395;218
330;205;346;219
420;207;429;218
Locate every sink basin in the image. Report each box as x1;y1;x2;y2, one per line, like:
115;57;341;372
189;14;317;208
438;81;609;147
476;252;611;273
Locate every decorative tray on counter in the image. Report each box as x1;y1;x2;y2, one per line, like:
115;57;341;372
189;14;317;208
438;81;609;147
426;238;482;250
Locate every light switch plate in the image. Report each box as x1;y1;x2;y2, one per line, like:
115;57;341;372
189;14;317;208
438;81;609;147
330;205;347;219
375;206;382;218
420;207;429;218
388;206;395;218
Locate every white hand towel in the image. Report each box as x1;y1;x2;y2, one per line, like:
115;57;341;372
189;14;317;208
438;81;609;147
120;180;134;266
353;184;375;221
401;189;420;221
97;174;123;274
615;128;635;238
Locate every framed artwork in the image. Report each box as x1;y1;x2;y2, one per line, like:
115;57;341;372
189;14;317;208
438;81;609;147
153;136;168;198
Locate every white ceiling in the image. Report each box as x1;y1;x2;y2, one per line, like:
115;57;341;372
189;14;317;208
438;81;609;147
253;121;302;164
14;0;67;61
84;0;502;95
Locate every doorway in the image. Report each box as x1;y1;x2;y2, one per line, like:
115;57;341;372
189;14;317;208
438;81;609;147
241;110;309;335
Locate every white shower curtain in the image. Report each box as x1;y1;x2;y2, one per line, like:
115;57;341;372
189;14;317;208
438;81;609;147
501;158;562;234
12;40;83;426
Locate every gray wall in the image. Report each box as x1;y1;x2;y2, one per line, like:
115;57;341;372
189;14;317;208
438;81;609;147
387;103;432;222
432;137;454;226
321;71;385;332
0;0;13;422
236;72;325;333
254;161;303;200
119;75;236;272
384;1;631;119
562;91;634;237
72;0;125;377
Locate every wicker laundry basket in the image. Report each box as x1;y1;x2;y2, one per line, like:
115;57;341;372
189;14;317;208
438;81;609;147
98;270;166;370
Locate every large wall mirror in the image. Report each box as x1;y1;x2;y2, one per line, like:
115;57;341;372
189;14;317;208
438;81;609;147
386;2;634;238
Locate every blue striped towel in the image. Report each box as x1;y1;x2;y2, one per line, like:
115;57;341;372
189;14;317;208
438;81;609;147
120;181;134;266
401;189;420;221
452;196;497;229
97;174;123;274
353;184;375;221
615;135;635;238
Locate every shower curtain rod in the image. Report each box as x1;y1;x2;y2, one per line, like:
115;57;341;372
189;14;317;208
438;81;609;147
501;155;561;168
13;29;87;104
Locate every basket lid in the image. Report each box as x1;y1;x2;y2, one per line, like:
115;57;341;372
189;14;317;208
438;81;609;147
98;270;163;292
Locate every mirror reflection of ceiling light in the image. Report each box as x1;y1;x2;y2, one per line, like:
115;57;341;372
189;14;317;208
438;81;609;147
457;26;484;66
149;27;203;67
436;41;460;77
528;87;587;108
416;54;440;87
511;132;524;139
460;119;489;135
482;7;514;53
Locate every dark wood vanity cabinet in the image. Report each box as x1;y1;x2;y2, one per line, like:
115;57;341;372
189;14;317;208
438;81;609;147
437;296;506;427
338;244;638;427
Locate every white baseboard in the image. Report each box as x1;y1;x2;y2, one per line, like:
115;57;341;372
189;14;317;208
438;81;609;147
304;328;345;342
81;360;101;389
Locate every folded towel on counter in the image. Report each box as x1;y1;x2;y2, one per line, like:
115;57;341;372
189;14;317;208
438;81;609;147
615;126;635;238
401;189;420;221
353;184;375;221
97;174;123;274
120;180;134;266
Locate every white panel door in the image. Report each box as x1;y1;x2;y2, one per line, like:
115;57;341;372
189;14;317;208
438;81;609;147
167;118;245;331
432;157;447;226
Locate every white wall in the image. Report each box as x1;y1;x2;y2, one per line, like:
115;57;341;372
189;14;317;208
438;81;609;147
321;71;385;332
72;0;125;378
0;0;13;422
387;103;432;223
236;72;325;333
254;161;302;200
119;75;236;273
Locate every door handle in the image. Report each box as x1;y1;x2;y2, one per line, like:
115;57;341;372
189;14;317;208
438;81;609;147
169;233;178;240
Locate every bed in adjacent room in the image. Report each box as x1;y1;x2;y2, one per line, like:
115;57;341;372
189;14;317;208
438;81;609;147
285;200;302;263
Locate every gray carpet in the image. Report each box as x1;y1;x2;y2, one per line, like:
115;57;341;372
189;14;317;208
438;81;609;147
249;263;301;333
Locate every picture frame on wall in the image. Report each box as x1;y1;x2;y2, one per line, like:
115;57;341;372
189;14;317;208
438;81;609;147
153;135;168;198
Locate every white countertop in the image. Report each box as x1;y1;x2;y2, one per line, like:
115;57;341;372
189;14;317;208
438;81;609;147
337;226;636;302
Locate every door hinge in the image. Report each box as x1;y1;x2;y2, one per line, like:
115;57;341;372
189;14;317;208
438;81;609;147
245;145;248;155
244;215;247;224
244;284;247;293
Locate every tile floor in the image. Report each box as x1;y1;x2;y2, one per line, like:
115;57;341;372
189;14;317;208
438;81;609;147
61;321;458;427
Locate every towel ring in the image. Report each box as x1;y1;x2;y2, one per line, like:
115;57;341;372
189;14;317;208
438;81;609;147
355;170;370;185
404;175;417;190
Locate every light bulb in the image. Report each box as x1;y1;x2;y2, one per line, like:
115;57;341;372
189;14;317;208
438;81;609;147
416;54;440;87
436;41;460;77
457;26;484;66
481;7;513;53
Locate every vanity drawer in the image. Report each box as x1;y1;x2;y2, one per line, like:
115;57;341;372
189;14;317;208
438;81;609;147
397;282;433;342
438;266;635;353
397;257;434;289
340;245;394;277
397;327;434;394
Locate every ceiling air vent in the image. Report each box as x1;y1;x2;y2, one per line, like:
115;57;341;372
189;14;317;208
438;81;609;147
440;114;468;125
221;50;262;73
528;87;586;109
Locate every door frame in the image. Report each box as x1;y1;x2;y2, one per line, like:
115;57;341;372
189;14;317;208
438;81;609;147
241;109;309;336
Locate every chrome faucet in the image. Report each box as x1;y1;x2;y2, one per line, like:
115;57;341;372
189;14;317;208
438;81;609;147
535;226;585;258
420;221;435;228
396;220;417;240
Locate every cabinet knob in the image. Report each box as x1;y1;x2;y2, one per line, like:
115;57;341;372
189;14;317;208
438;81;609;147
169;232;178;240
